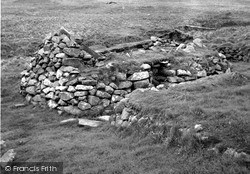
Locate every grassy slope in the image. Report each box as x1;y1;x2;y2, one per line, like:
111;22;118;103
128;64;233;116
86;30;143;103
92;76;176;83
1;0;250;173
2;0;250;58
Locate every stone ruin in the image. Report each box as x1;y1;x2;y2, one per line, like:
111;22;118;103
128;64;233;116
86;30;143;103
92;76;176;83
214;42;250;62
20;27;232;119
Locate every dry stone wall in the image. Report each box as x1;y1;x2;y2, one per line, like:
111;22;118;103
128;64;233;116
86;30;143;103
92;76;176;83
20;28;231;117
216;43;250;62
20;28;153;117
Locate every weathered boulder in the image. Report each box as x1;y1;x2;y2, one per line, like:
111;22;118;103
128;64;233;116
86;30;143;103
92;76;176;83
59;92;74;101
67;86;76;92
97;82;106;89
105;86;114;94
55;53;66;58
88;96;100;106
78;101;91;110
56;69;63;79
58;42;66;49
58;78;68;86
51;36;60;43
38;75;46;81
121;108;131;120
109;83;118;89
96;90;111;99
27;79;37;86
0;149;16;168
134;79;150;89
45;92;55;99
116;72;127;81
43;79;52;86
58;99;67;106
113;90;127;96
111;95;123;103
101;99;110;107
63;47;81;57
26;86;36;95
48;100;58;108
197;70;207;77
140;64;151;70
89;88;97;95
60;105;83;115
32;95;44;102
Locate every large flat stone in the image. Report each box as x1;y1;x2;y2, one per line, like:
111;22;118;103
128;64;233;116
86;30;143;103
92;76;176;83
78;119;102;127
130;71;149;81
65;78;78;86
75;85;94;91
74;91;88;97
80;79;98;86
60;118;79;126
63;47;81;57
118;81;132;89
176;69;192;76
97;115;111;122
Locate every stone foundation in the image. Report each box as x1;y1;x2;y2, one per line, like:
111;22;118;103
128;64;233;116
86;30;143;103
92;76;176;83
20;28;231;117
